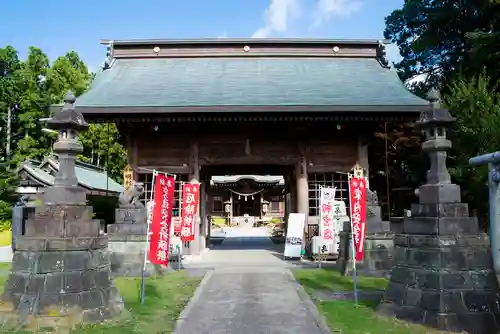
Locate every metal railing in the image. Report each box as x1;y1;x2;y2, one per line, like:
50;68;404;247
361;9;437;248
469;152;500;275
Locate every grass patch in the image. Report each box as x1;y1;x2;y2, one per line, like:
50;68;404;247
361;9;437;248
317;299;444;333
73;272;201;333
0;230;12;246
294;268;388;292
293;268;445;333
0;262;10;288
0;265;201;333
211;217;228;228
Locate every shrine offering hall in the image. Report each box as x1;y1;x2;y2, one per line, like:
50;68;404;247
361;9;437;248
73;38;429;254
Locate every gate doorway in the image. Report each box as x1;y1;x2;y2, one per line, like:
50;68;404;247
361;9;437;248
202;165;291;250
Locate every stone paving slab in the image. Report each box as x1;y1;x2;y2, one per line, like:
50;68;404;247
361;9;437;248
175;268;329;334
175;229;330;334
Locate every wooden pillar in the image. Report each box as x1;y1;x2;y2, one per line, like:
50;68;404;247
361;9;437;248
260;192;264;219
357;135;369;187
188;140;203;254
287;169;297;213
199;181;207;249
229;192;233;225
296;155;309;225
128;134;139;182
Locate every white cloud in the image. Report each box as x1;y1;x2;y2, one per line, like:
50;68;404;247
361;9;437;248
217;32;228;39
251;0;364;37
251;0;301;38
312;0;363;28
385;43;402;65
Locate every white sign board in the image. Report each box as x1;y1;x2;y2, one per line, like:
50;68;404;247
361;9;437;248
332;200;349;254
169;235;183;256
284;213;306;258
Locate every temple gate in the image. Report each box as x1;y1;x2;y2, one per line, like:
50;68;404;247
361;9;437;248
67;38;430;255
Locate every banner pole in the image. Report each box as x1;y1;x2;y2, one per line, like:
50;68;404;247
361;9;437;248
348;174;359;305
351;230;359;305
140;170;157;305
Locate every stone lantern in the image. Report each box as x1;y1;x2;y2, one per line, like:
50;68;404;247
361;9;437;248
415;89;460;204
377;90;500;333
0;92;123;328
43;92;89;206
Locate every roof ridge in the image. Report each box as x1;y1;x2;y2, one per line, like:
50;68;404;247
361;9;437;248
19;162;54;186
75;160;105;172
104;38;390;46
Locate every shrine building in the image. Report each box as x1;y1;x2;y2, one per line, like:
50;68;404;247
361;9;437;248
68;38;430;255
209;175;285;225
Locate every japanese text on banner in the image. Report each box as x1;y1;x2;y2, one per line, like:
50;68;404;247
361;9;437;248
148;174;176;266
348;176;367;262
180;183;200;242
319;187;336;240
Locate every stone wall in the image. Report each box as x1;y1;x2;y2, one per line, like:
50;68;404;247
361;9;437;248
108;208;164;277
339;232;394;277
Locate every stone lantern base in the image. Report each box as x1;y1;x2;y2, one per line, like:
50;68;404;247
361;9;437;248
338;200;395;278
0;205;124;329
107;208;166;277
378;203;500;333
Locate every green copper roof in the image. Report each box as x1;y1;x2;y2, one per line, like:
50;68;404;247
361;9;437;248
18;156;123;194
76;57;427;110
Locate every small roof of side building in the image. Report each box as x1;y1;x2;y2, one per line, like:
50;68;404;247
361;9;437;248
16;155;123;195
67;38;429;120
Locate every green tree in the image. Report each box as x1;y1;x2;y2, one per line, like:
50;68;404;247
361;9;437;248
384;0;493;93
443;72;500;228
47;50;93;102
0;162;17;223
12;47;52;164
78;123;127;183
467;0;500;82
0;45;23;160
46;51;127;182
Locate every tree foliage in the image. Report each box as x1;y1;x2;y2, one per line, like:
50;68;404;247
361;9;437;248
385;0;500;227
0;45;127;221
78;123;127;184
385;0;496;93
444;72;500;227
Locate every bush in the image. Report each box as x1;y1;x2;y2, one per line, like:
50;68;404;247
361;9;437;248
0;201;12;222
0;162;17;222
0;220;11;232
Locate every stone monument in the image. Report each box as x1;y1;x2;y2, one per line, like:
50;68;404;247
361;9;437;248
107;183;163;276
338;186;394;277
377;90;500;333
0;92;123;328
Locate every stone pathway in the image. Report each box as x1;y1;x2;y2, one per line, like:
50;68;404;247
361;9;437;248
175;228;330;334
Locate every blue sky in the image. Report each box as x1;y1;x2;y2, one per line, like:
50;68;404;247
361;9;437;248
1;0;404;71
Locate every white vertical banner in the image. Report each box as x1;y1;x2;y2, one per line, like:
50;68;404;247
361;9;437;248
319;187;336;240
146;200;154;224
284;213;306;258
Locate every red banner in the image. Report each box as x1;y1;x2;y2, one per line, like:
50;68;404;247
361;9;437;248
149;173;176;266
180;183;200;242
348;176;367;262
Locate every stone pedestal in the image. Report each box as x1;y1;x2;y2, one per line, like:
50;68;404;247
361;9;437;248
1;205;123;325
338;192;394;277
377;91;500;333
378;203;500;332
108;208;163;277
0;92;123;328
